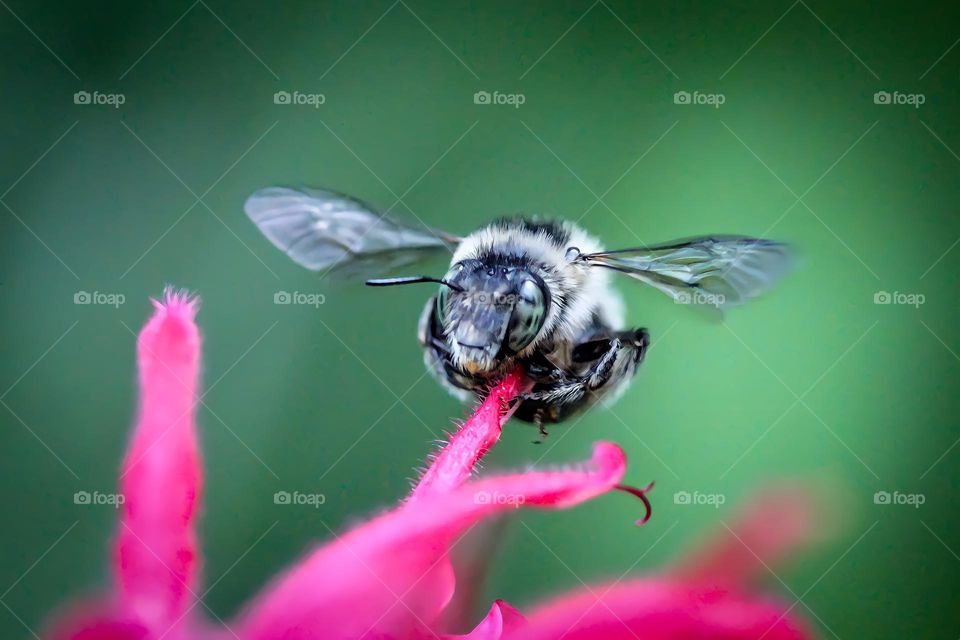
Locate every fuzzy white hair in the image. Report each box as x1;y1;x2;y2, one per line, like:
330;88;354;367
447;220;625;370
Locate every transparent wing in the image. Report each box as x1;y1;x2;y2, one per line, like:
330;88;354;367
579;235;792;310
245;186;459;277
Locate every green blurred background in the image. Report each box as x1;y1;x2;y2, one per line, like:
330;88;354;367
2;1;958;637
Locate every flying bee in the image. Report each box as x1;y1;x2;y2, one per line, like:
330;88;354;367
245;186;792;433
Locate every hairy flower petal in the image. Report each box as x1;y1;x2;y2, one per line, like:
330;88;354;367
115;290;202;630
410;368;527;501
237;442;626;640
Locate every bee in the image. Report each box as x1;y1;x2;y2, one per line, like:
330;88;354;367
246;187;791;434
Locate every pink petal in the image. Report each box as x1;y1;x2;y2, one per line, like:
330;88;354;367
236;442;627;640
43;598;149;640
435;517;511;633
447;600;525;640
508;579;810;640
115;290;203;630
44;602;224;640
506;486;821;640
48;618;150;640
669;485;817;588
410;368;528;501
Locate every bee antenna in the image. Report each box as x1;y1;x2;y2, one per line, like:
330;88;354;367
366;276;464;292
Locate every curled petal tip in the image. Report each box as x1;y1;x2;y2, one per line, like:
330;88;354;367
584;444;653;525
454;599;525;639
590;442;628;474
615;481;655;526
464;441;628;512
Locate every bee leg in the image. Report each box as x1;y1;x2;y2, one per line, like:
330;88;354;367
588;329;649;391
530;331;646;404
532;410;549;444
621;328;650;366
519;383;579;404
518;359;574;404
518;342;620;406
517;329;649;427
524;356;565;382
586;338;623;390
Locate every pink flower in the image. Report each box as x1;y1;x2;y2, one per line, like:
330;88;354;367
45;290;815;640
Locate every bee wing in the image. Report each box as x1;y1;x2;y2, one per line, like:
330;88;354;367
579;235;792;310
245;186;459;277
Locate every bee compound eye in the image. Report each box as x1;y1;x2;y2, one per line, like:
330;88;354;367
435;264;465;324
518;279;545;308
507;280;547;352
435;285;449;326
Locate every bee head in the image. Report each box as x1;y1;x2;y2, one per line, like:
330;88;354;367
437;259;549;374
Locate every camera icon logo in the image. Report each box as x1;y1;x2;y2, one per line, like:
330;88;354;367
273;491;291;505
274;91;291;105
74;91;91;105
873;91;891;105
674;291;692;305
74;291;92;304
673;91;691;105
873;291;891;304
74;491;91;504
873;491;891;505
473;91;491;105
473;490;491;504
673;490;691;505
274;291;292;304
